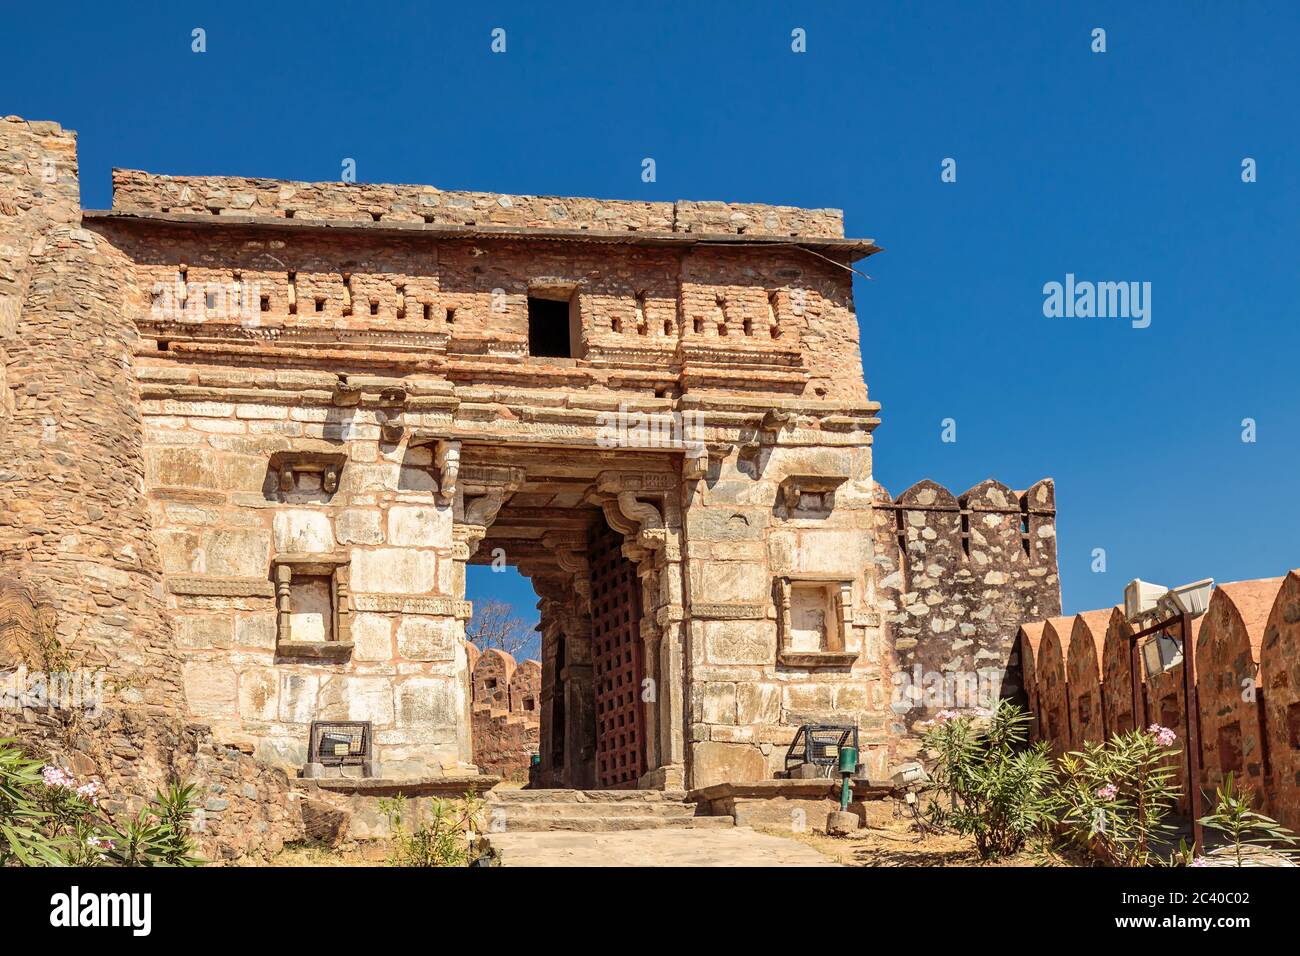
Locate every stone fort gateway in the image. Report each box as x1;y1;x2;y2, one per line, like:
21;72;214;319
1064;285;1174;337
0;116;1063;849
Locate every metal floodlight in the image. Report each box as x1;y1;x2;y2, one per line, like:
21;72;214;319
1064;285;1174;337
1140;630;1183;677
1124;579;1168;622
1158;578;1214;619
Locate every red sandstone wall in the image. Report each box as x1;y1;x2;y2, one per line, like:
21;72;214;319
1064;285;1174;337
469;647;540;780
1037;617;1073;758
1261;571;1300;832
1067;609;1113;747
1101;610;1138;736
1196;579;1281;804
1017;623;1046;742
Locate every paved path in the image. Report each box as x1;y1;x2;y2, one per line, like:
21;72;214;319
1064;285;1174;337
485;826;839;867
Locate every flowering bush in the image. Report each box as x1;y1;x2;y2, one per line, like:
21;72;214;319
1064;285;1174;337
0;738;203;867
920;700;1056;859
1052;725;1182;866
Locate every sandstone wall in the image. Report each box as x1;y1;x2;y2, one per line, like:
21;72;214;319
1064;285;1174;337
110;169;846;238
876;478;1061;749
1261;571;1300;832
98;223;864;402
682;440;892;786
133;389;474;776
0;118;184;711
469;648;540;780
1;708;301;861
1066;609;1113;746
1196;579;1279;802
1101;609;1138;735
1026;575;1295;824
1037;617;1073;758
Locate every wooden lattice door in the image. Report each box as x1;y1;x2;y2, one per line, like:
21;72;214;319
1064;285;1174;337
589;524;646;788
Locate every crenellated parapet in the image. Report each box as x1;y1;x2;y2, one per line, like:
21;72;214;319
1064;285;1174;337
873;477;1061;739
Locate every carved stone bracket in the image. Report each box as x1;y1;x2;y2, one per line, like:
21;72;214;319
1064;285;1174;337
435;439;461;504
269;451;346;497
778;474;848;512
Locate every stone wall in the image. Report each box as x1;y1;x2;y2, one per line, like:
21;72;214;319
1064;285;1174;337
1066;609;1112;747
0;708;301;861
469;647;540;780
874;478;1061;758
1261;571;1300;832
110;169;846;238
1028;574;1296;825
0;118;184;712
133;386;475;775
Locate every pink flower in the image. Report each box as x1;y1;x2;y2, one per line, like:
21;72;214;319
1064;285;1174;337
76;781;101;805
1096;783;1118;800
934;710;960;722
1190;856;1209;867
1148;724;1177;747
41;766;75;790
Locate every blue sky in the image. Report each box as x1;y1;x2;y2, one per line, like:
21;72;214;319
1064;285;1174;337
7;1;1298;632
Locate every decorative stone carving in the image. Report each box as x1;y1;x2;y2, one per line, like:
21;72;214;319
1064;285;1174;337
268;451;346;498
331;377;362;407
434;439;461;504
776;574;857;668
778;474;848;513
167;576;276;598
272;552;353;660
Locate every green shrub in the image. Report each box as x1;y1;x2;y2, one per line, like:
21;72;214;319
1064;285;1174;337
1195;772;1298;866
0;739;65;866
1052;724;1182;866
0;738;203;867
379;791;485;867
920;700;1056;859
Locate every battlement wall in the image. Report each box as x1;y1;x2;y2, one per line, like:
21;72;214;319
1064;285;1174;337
872;477;1061;742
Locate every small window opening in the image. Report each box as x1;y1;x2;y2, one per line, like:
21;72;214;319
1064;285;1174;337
288;271;297;314
371;212;382;222
157;340;170;352
260;295;270;312
743;317;753;336
422;302;432;321
369;300;379;316
284;209;295;219
315;297;326;313
395;286;406;320
693;317;704;334
663;320;673;335
527;295;576;358
446;307;456;324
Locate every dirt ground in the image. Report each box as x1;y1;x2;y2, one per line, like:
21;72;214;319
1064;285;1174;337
758;818;1054;867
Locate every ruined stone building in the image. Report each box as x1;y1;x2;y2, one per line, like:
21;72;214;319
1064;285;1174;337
0;115;1061;813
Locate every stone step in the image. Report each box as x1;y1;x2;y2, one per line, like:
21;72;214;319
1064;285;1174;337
490;801;699;819
486;814;734;833
488;788;685;803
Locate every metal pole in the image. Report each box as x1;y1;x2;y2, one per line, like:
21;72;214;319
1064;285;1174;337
1130;638;1144;735
1181;611;1204;855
